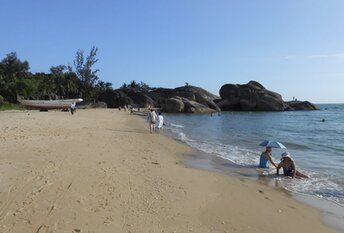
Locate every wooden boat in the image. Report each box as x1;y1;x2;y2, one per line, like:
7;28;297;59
18;98;83;110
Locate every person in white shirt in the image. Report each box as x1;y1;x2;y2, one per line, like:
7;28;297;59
156;112;164;132
70;102;76;115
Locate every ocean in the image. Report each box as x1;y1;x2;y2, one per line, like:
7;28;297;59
163;104;344;228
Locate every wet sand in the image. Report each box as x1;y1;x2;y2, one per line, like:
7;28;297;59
0;109;339;233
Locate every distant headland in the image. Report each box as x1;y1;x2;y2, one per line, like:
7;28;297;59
0;49;317;112
97;81;317;113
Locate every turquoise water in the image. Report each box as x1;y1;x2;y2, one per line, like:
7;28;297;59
164;104;344;207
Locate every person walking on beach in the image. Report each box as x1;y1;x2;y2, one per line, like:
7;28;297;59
156;112;164;132
259;147;277;168
147;108;157;133
70;101;76;115
277;152;309;178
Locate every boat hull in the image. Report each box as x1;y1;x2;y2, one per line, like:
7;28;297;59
18;99;83;110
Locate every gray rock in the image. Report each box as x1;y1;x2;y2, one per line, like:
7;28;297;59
162;97;185;113
219;81;285;111
125;90;155;108
169;86;220;112
97;89;133;108
285;101;318;110
182;98;215;113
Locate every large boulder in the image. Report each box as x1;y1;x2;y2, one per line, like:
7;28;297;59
162;96;217;113
97;89;133;108
126;90;155;108
219;81;286;111
169;86;220;112
145;88;173;107
182;98;215;113
285;101;318;110
163;97;185;113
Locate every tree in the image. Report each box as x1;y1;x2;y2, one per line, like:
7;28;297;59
120;80;151;91
91;80;113;100
139;81;151;91
64;72;80;98
120;83;128;89
50;65;67;97
0;52;30;102
73;46;99;100
32;72;54;99
50;65;66;76
129;80;138;88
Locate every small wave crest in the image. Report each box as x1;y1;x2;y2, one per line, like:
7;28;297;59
283;142;310;150
169;123;184;128
174;136;259;167
276;172;344;206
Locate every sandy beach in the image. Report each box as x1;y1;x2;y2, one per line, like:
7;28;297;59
0;109;339;233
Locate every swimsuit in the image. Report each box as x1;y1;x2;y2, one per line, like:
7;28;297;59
259;152;270;168
283;166;294;176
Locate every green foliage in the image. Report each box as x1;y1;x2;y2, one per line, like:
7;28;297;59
129;80;138;88
120;80;151;91
49;66;81;98
0;52;30;102
0;47;114;103
72;46;99;100
0;51;84;102
90;80;113;100
120;83;128;89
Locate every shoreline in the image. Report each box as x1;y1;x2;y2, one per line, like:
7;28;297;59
161;117;344;232
0;109;340;233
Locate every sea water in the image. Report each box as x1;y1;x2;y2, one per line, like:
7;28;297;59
164;104;344;209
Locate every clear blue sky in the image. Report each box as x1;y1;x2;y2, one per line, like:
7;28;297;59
1;0;344;103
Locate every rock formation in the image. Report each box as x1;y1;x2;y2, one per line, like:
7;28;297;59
284;101;317;110
217;81;317;111
96;81;317;112
218;81;285;111
162;86;220;113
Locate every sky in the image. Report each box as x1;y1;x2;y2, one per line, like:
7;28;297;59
1;0;344;103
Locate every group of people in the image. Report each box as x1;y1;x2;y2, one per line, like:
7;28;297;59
147;108;164;133
259;146;309;178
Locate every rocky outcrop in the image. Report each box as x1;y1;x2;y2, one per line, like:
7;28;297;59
97;89;133;108
285;101;318;110
218;81;317;111
125;90;155;108
96;81;316;112
99;86;220;113
163;97;184;113
145;88;173;107
182;98;214;113
162;86;220;113
218;81;286;111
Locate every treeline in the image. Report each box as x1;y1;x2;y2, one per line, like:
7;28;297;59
0;46;114;104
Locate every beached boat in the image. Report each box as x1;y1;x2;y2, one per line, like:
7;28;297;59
18;98;83;110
